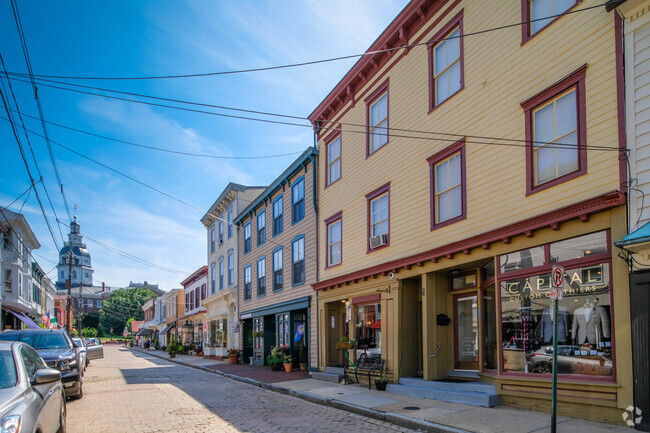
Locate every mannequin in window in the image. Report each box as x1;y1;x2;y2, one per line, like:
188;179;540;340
537;304;571;344
572;299;610;345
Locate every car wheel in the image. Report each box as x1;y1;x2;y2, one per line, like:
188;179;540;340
57;397;67;433
73;381;83;399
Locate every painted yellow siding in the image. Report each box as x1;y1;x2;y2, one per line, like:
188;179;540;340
317;0;621;282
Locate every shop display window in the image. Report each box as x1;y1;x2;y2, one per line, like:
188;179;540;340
354;303;381;359
277;313;290;348
500;231;612;378
213;319;227;348
253;318;263;350
499;246;545;273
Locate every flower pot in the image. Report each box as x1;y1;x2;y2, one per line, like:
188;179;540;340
283;363;293;373
299;362;307;371
229;355;239;364
169;353;176;358
375;380;388;391
271;363;283;371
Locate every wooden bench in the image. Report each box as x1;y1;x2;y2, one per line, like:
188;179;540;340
344;353;385;389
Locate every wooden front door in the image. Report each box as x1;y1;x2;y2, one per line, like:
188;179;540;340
327;304;346;366
453;293;479;370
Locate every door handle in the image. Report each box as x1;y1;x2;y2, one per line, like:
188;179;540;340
49;389;54;396
430;343;442;358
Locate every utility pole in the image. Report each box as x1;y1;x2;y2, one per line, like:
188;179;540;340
78;281;83;337
66;247;72;333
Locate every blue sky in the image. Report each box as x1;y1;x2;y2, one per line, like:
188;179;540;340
0;1;409;290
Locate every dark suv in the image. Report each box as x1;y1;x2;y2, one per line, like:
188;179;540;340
0;328;83;399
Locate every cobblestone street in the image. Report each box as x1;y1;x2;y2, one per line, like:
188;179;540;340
66;345;419;433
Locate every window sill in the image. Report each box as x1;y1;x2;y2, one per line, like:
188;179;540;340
526;169;586;196
431;214;466;231
325;262;342;270
428;87;464;115
292;281;305;288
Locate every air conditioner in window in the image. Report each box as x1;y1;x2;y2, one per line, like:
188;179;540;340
369;233;388;249
219;239;223;245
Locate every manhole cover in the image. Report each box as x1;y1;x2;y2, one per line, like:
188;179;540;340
403;406;421;411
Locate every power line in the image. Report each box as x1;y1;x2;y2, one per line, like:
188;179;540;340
10;0;73;223
3;185;32;208
3;79;621;153
0;56;61;252
3;3;606;81
11;109;305;160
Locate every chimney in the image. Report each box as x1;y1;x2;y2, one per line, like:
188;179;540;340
102;282;105;292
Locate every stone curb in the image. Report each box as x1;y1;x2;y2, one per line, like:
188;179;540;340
132;348;466;433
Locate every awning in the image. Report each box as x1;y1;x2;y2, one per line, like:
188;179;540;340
371;319;381;330
5;307;41;330
135;328;154;337
160;324;175;335
615;221;650;247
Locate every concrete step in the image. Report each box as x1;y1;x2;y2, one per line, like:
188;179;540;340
324;366;345;375
388;377;499;408
311;371;344;384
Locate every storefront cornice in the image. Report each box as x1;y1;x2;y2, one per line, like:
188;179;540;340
313;191;626;291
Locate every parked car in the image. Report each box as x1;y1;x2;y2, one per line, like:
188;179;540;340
0;341;66;433
0;329;83;399
72;337;88;371
83;338;104;361
526;345;612;376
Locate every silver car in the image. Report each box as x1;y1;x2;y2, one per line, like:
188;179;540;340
72;338;88;372
84;338;103;361
0;341;66;433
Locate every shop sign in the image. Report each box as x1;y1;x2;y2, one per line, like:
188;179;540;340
503;266;604;302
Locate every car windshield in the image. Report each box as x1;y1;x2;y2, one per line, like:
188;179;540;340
0;350;17;389
15;333;70;350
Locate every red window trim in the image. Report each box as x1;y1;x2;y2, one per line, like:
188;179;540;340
324;129;342;189
521;65;587;196
365;182;390;253
427;9;464;113
428;138;467;231
521;0;582;45
324;211;343;269
365;78;390;157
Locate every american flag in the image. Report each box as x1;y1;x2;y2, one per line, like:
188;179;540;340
41;313;50;329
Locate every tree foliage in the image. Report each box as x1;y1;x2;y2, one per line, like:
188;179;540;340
99;288;154;335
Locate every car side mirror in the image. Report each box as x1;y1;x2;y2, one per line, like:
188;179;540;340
33;368;62;385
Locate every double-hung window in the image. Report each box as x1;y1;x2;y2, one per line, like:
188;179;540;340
325;212;342;267
273;196;283;236
292;236;305;285
210;263;216;294
244;222;251;254
218;221;224;244
523;0;579;42
273;247;283;291
227;209;233;238
257;210;266;246
244;265;252;300
366;184;389;251
257;257;266;297
367;80;389;155
292;178;305;224
429;138;466;228
227;252;234;286
210;224;215;253
522;66;586;195
428;11;464;110
327;136;341;186
219;259;224;291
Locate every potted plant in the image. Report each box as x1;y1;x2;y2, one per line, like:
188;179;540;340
283;354;293;373
167;340;183;358
227;348;241;364
335;336;355;350
375;368;388;391
266;346;284;371
299;345;308;371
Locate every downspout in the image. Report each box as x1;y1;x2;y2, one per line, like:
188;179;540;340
312;124;320;371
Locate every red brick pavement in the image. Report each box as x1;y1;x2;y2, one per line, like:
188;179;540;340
205;363;311;383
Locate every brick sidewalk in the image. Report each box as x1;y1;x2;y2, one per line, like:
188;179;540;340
204;362;311;383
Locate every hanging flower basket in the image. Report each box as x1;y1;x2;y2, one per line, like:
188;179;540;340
335;337;355;350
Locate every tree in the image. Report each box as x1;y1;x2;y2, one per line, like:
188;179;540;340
99;288;154;336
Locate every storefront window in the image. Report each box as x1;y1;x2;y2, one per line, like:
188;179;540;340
277;313;290;348
354;303;381;359
501;263;612;377
499;246;545;273
214;319;227;348
209;321;216;346
253;318;263;350
550;231;608;263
